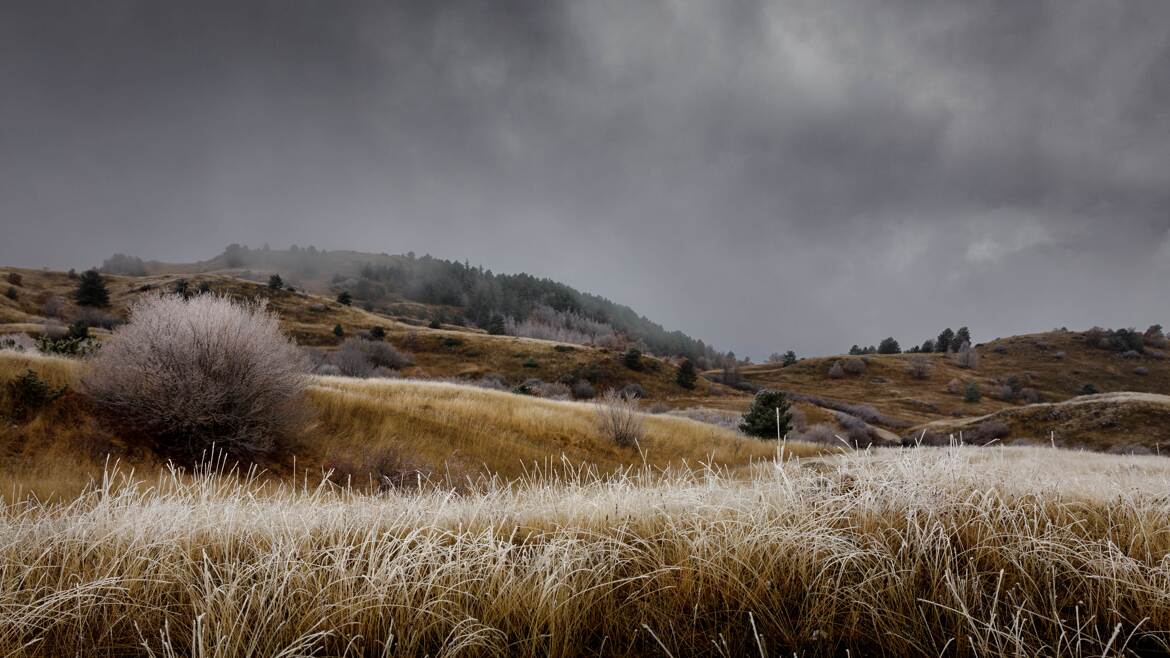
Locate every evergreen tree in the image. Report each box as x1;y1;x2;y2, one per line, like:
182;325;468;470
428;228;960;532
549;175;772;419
267;274;283;290
878;337;901;354
623;348;643;371
336;291;352;306
172;279;189;297
739;389;792;439
955;326;972;347
936;328;955;353
74;269;110;307
849;345;862;355
486;315;506;335
782;350;798;367
675;359;697;389
964;381;982;403
332;324;344;338
920;339;935;353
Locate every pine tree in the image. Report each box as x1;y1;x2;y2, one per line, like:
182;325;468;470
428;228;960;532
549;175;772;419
878;337;901;354
955;326;972;347
623;348;643;371
782;350;798;367
738;389;792;439
486;315;506;335
936;328;955;353
675;359;697;389
267;274;283;290
336;291;352;306
74;269;110;307
332;324;344;338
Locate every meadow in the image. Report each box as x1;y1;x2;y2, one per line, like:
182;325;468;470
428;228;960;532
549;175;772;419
2;446;1169;657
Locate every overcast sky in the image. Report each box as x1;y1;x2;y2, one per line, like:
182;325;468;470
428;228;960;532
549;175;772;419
2;1;1168;358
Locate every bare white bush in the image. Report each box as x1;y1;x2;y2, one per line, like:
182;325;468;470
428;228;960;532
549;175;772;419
0;333;36;351
906;356;931;380
329;338;413;378
505;305;618;346
83;294;310;458
954;341;979;369
595;389;645;447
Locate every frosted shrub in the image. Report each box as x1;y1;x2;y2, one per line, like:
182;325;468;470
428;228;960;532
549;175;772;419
595;389;645;447
83;294;310;459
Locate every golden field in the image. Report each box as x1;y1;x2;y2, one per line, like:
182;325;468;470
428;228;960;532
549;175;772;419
3;446;1170;656
0;350;825;500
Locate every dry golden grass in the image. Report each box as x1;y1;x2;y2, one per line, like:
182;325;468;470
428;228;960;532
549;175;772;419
0;351;821;499
306;376;822;480
2;446;1169;657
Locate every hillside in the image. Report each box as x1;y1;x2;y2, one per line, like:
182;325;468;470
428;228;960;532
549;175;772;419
0;267;739;404
712;329;1170;447
100;247;728;363
0;350;823;501
912;392;1170;453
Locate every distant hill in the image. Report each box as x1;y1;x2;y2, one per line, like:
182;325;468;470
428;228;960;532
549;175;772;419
713;328;1170;446
100;246;727;364
0;267;737;404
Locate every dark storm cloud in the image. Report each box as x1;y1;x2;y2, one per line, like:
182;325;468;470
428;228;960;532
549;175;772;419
2;0;1168;357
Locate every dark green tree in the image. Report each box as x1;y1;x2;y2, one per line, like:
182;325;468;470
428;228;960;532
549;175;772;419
368;326;386;341
623;348;643;371
738;389;792;439
332;324;344;338
920;339;935;353
936;328;955;353
878;337;901;354
782;350;798;367
4;286;16;300
336;291;352;306
74;269;110;307
172;278;189;297
197;281;213;295
955;326;972;347
486;315;506;335
964;381;982;402
267;274;283;290
675;359;697;389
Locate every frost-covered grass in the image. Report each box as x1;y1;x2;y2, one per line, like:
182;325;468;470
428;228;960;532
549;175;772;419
3;446;1170;657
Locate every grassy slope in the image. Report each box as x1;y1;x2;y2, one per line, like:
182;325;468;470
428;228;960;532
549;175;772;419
726;330;1170;430
0;351;825;500
914;392;1170;452
0;266;740;402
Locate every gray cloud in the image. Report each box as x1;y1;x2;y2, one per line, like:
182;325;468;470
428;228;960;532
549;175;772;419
1;0;1168;357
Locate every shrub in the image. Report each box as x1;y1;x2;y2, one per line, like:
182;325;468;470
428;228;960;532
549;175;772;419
5;272;22;286
953;342;979;369
992;344;1008;354
781;351;798;367
5;369;66;421
171;279;189;297
946;378;963;395
336;291;352;306
267;274;283;290
1052;351;1066;360
309;303;327;313
1135;366;1150;376
100;253;147;276
83;294;310;459
620;382;647;399
571;379;596;399
534;381;572;399
367;326;386;341
74;269;110;307
359;339;414;369
0;333;36;351
842;358;867;375
675;359;697;389
828;361;845;379
738;389;792;439
197;281;213;295
906;356;931;380
878;337;901;354
40;296;64;318
4;286;17;300
522;357;539;369
478;373;508;390
441;337;463;348
554;344;576;353
790;423;840;446
623;348;643;371
73;307;123;330
595;389;645;447
1079;383;1100;395
66;320;90;340
964;381;982;403
36;334;99;356
332;324;344;338
1020;387;1042;404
